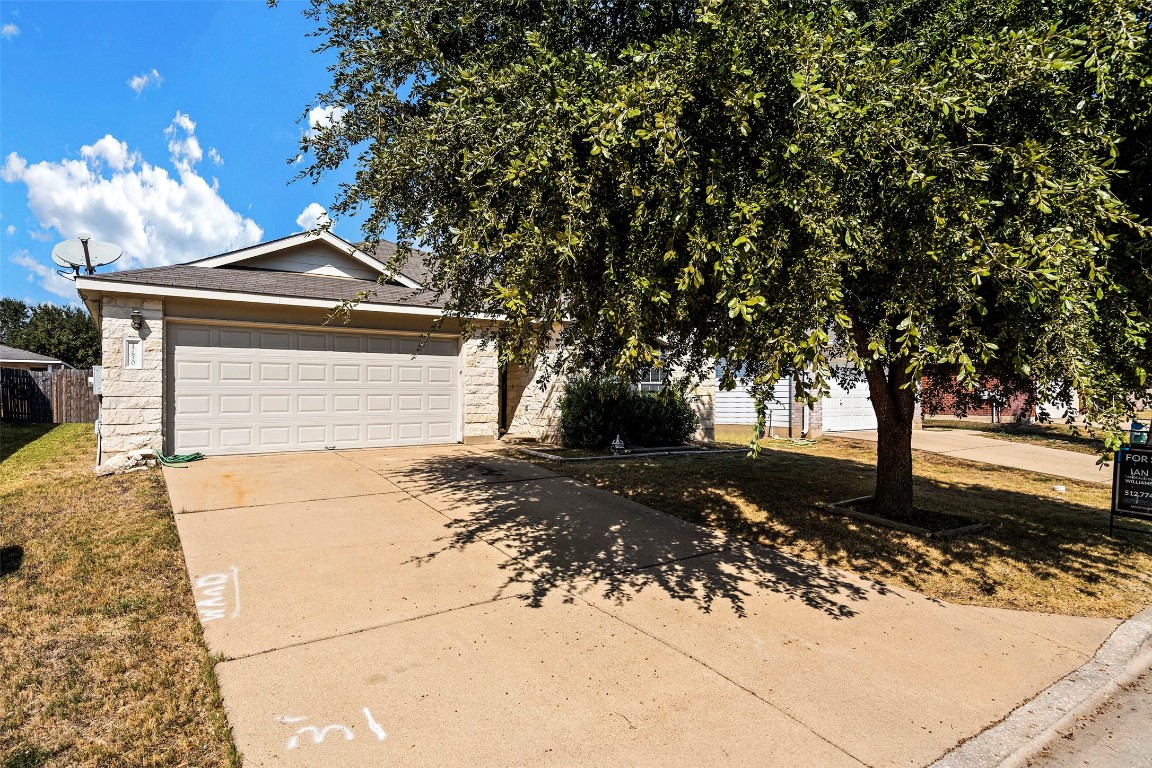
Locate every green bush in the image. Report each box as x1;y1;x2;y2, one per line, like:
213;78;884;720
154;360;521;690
557;374;700;449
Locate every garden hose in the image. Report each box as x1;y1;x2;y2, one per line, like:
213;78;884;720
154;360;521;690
769;435;818;447
154;450;206;468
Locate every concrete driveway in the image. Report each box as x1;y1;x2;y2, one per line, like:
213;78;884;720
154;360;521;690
836;429;1111;484
166;446;1118;767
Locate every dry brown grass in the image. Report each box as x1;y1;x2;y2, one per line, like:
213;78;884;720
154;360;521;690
0;423;237;768
524;434;1152;619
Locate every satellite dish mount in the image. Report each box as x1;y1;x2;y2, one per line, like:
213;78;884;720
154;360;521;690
52;232;122;277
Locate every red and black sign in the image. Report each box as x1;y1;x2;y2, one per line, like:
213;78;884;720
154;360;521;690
1112;445;1152;535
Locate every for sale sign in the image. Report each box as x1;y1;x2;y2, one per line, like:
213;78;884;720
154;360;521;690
1113;445;1152;522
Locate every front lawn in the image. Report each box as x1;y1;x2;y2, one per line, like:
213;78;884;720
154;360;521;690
0;423;237;768
521;434;1152;619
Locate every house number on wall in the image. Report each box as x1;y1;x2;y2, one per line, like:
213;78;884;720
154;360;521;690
123;338;142;369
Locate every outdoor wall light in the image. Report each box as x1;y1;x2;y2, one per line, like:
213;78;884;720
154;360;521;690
130;309;143;331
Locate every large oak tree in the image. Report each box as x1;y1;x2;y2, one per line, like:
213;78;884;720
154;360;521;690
293;0;1151;516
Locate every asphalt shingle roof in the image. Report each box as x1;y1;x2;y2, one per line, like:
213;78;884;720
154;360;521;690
0;344;63;363
82;264;446;309
365;240;431;286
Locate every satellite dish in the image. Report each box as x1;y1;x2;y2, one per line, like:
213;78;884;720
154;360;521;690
51;234;122;275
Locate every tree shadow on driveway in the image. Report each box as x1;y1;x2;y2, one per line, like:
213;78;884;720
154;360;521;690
518;446;1152;619
384;454;886;620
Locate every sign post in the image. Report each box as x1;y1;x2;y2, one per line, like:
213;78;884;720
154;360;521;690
1112;443;1152;536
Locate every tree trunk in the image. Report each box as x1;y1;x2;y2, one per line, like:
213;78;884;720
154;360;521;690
850;326;917;517
873;402;915;516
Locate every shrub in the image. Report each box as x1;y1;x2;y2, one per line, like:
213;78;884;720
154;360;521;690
557;374;700;449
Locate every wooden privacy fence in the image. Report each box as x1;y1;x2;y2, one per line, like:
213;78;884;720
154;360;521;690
1;368;98;424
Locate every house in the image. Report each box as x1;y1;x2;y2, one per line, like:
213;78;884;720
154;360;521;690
0;344;70;373
76;231;875;457
713;373;878;436
74;231;574;456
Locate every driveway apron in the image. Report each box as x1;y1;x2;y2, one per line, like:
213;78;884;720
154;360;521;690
166;447;1118;767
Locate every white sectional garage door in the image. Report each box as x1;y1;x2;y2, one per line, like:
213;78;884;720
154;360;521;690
167;324;459;455
822;374;878;432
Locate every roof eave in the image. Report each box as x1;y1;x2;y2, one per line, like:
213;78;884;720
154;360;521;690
73;276;492;319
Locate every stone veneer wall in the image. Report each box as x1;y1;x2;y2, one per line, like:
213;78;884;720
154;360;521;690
503;353;564;442
685;368;717;442
99;297;164;454
460;335;500;443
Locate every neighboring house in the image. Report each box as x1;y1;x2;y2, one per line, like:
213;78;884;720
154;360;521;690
0;344;70;372
713;371;879;435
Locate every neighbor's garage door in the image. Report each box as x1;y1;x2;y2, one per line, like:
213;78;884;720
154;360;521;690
822;372;878;432
167;324;459;455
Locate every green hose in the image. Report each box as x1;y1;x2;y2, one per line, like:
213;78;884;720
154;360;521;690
154;450;206;468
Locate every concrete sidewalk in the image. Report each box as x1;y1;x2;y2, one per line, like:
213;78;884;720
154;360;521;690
834;428;1111;485
166;447;1119;767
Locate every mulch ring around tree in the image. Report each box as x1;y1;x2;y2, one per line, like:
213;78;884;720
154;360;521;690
824;496;987;538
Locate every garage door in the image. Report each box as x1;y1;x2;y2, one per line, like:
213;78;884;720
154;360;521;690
822;372;878;432
167;324;459;455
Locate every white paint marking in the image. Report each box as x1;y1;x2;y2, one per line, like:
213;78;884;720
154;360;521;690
286;724;355;750
192;568;240;623
275;715;307;724
230;565;241;619
363;708;387;741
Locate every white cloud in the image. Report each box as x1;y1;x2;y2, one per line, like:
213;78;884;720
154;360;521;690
1;23;19;40
127;68;162;94
306;105;346;139
9;249;77;300
5;225;14;235
2;152;27;182
2;115;263;294
295;203;331;231
80;135;137;171
165;111;202;167
208;147;223;165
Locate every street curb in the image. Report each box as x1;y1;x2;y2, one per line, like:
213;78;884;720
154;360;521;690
930;604;1152;768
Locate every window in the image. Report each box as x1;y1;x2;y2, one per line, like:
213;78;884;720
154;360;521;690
639;368;664;393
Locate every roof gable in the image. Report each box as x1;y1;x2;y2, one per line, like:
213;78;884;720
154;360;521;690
188;231;424;289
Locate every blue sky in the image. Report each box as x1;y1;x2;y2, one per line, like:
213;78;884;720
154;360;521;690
1;0;371;305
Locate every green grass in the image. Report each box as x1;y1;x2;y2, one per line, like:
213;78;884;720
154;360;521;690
521;435;1152;619
0;422;238;768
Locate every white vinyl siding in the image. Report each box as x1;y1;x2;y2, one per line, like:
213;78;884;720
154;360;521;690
166;323;459;455
238;246;383;281
714;379;791;427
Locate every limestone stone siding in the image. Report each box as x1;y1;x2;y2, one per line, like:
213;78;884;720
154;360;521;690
461;335;499;443
99;297;164;454
685;368;717;442
503;353;564;442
